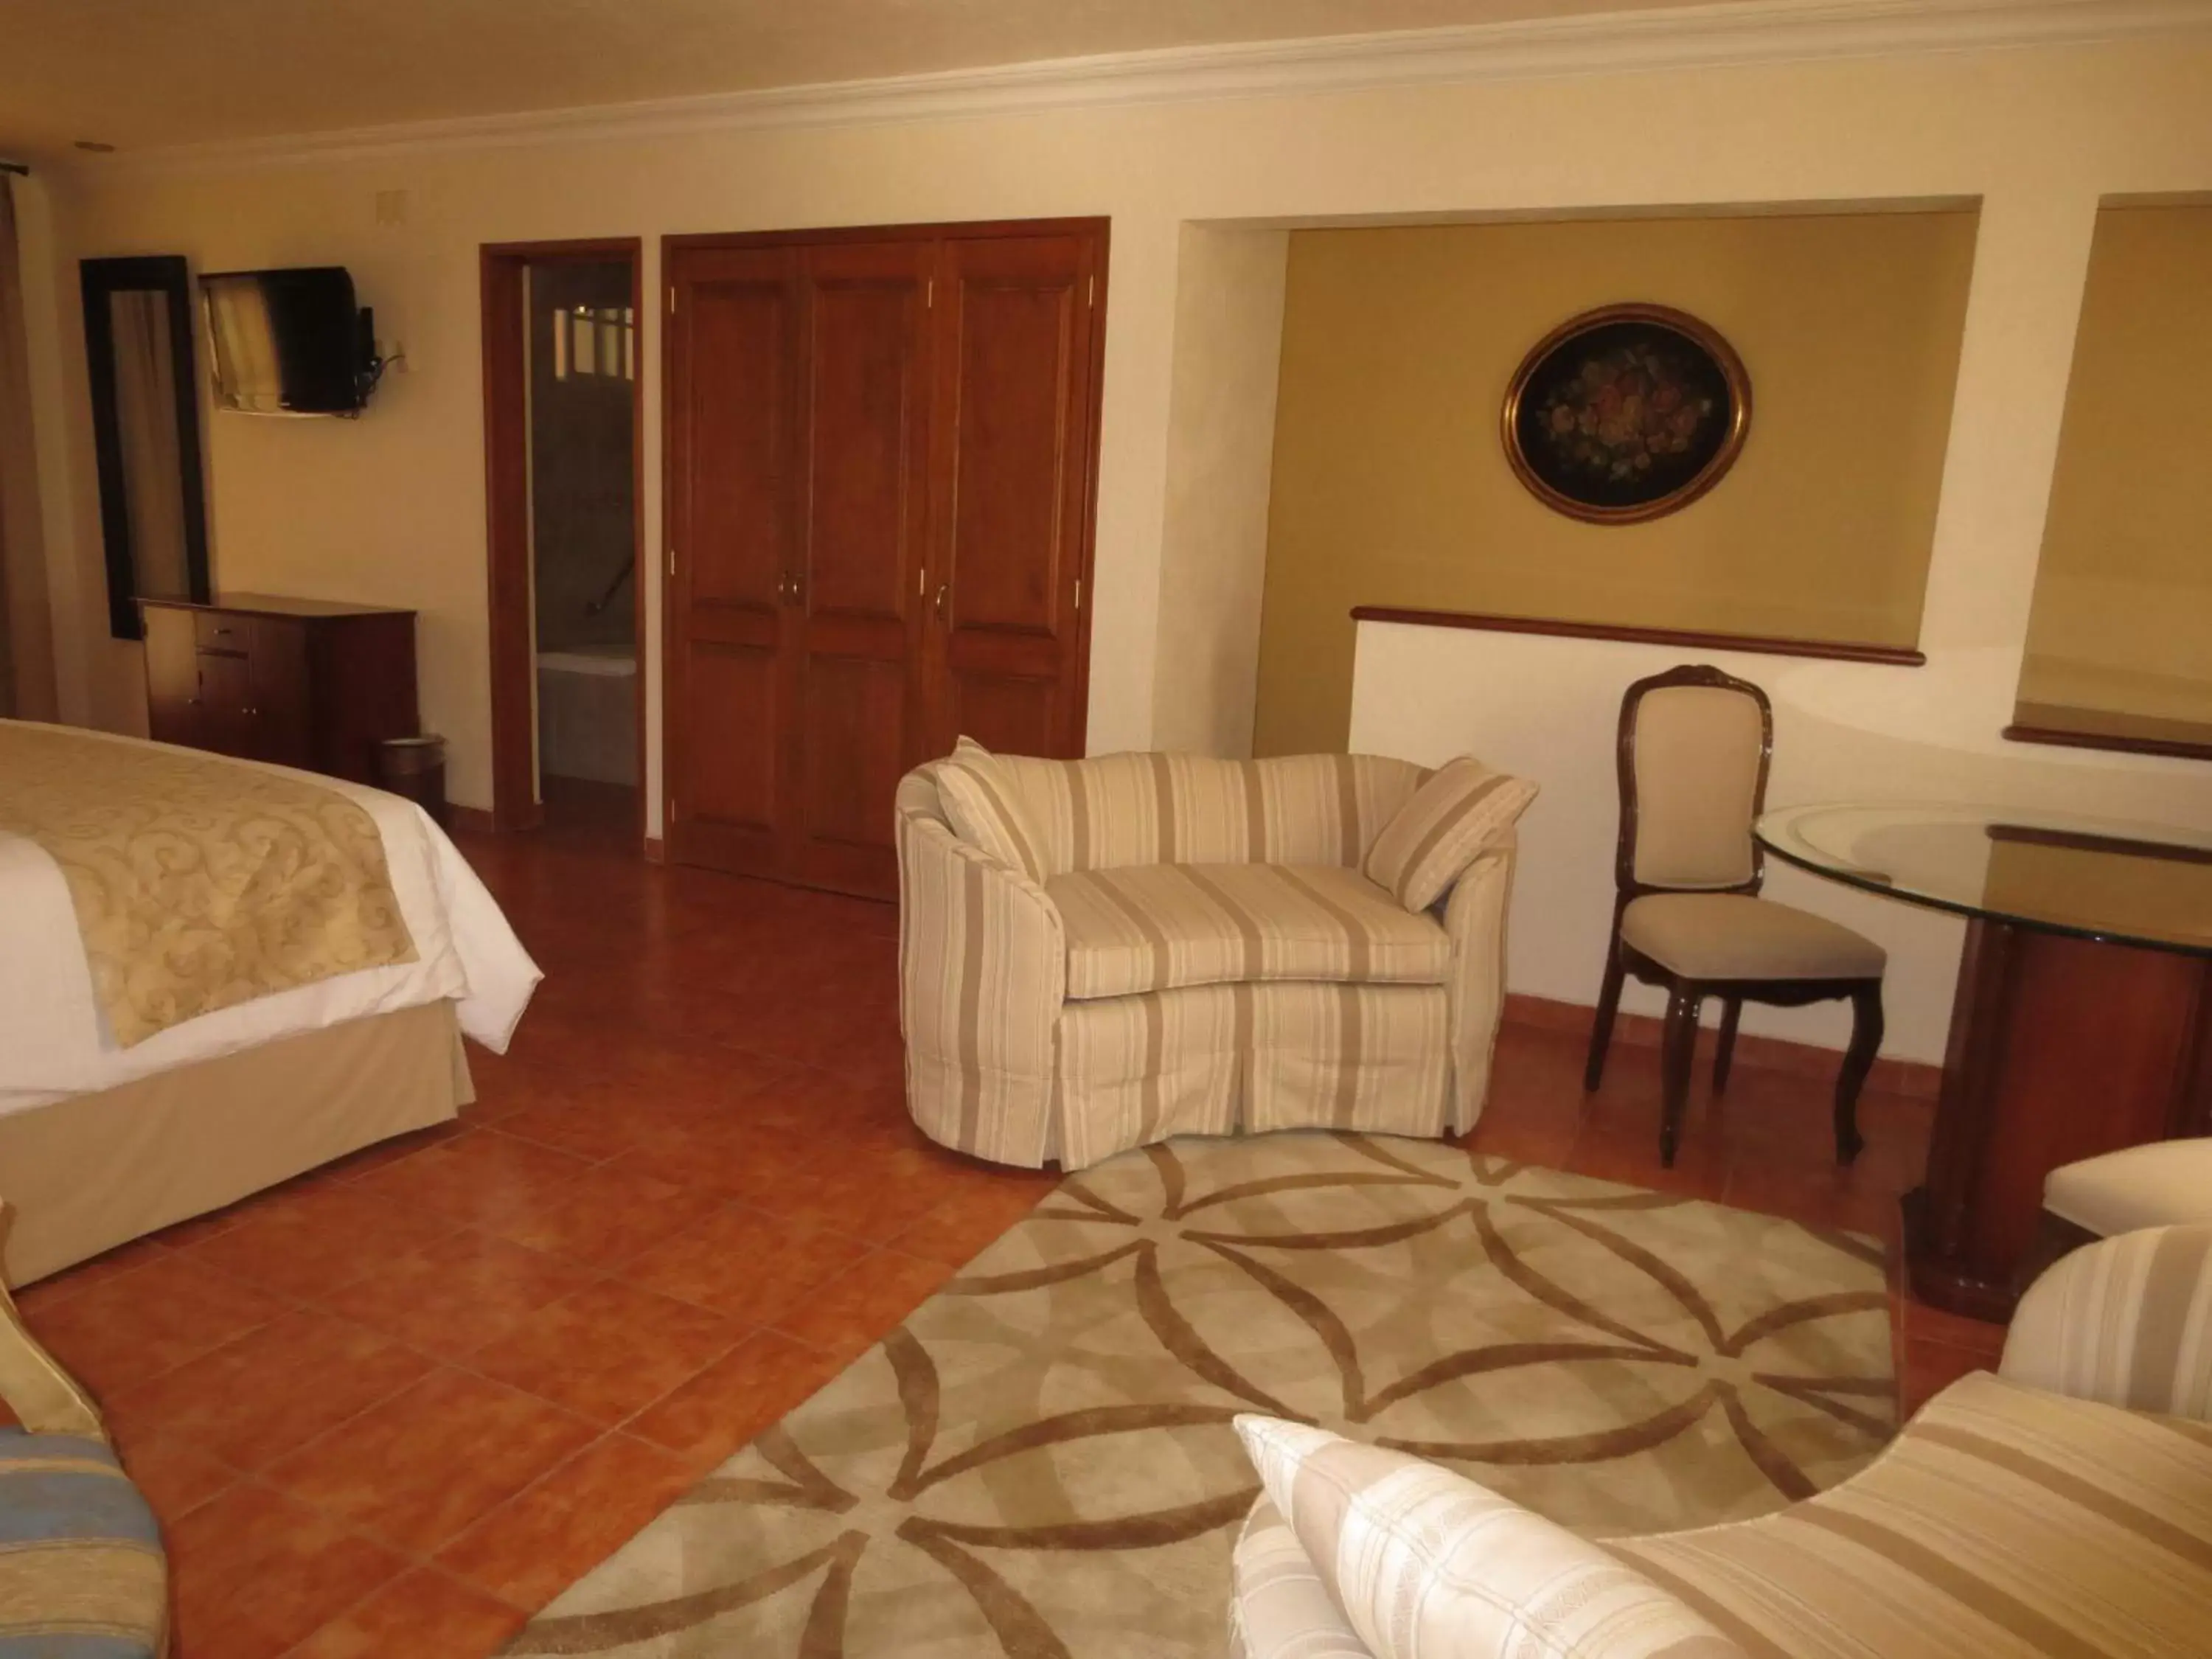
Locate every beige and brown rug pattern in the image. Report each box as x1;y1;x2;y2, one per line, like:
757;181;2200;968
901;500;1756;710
508;1133;1895;1658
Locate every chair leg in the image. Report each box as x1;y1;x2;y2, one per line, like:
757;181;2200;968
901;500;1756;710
1834;982;1883;1166
1659;986;1702;1168
1712;998;1743;1096
1585;936;1627;1092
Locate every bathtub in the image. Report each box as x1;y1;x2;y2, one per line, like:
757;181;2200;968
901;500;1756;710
537;642;639;785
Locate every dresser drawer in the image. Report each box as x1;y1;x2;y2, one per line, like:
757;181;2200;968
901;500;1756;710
194;611;251;652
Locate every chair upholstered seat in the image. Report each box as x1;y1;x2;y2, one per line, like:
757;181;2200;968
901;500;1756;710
1048;863;1452;1001
0;1430;166;1658
1621;891;1885;982
2045;1138;2212;1237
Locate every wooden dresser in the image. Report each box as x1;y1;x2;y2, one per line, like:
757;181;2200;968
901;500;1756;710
140;594;420;785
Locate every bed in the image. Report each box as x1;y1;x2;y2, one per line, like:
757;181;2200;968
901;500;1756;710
0;720;540;1284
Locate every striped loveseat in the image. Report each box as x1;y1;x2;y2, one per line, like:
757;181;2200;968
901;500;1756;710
896;745;1534;1169
1229;1223;2212;1659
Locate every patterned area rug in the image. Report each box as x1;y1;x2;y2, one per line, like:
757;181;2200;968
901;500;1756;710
507;1133;1895;1658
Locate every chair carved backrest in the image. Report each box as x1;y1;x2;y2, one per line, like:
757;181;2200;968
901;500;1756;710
0;1204;103;1440
1614;664;1773;897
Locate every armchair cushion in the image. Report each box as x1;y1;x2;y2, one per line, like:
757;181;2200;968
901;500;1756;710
1363;757;1537;913
1621;893;1884;981
935;738;1048;883
1050;863;1451;1000
2045;1141;2212;1237
0;1430;166;1658
1234;1415;1742;1659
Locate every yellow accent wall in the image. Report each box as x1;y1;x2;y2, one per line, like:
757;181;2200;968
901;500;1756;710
1253;212;1978;757
2017;203;2212;726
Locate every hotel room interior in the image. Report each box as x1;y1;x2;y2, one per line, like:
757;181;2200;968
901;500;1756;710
1;1;2210;1655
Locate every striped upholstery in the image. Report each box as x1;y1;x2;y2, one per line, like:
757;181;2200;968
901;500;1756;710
1363;757;1539;913
1055;981;1450;1169
1228;1226;2212;1659
1049;863;1451;999
0;1433;165;1658
898;754;1515;1169
1229;1498;1374;1659
2001;1223;2212;1419
898;777;1066;1167
1609;1371;2212;1657
989;750;1428;876
1443;843;1514;1135
1236;1416;1742;1659
936;739;1049;883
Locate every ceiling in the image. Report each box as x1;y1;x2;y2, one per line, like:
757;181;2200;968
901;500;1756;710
0;0;1706;158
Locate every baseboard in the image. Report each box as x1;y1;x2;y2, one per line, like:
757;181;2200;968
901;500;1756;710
643;836;667;865
1502;991;1942;1102
448;805;497;836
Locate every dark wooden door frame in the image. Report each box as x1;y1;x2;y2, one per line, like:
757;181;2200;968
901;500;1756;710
480;237;646;838
658;217;1110;830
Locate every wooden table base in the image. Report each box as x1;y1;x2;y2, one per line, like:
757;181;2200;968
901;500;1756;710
1905;918;2212;1319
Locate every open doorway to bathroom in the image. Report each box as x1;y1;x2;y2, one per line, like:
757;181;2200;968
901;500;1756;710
481;239;643;848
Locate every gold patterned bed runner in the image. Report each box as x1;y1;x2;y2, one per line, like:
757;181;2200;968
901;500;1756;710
0;721;417;1046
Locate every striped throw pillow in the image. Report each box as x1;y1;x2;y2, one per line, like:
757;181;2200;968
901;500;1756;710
936;739;1048;884
1234;1416;1745;1659
1363;757;1537;912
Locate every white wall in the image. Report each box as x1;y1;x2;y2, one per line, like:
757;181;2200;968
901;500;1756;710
31;27;2212;852
1150;223;1288;757
1351;626;2212;1062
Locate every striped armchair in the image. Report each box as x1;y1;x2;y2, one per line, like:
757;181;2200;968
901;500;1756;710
1228;1224;2212;1659
1;1204;169;1658
896;747;1534;1169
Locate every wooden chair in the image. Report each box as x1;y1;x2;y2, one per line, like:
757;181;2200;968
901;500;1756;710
1583;665;1885;1168
1;1203;170;1657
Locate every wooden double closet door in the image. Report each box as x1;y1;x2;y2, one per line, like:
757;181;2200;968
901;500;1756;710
664;219;1106;899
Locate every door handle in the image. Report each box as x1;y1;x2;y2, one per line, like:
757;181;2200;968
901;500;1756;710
933;582;950;624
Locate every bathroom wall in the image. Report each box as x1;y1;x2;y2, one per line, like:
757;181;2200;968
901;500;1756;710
529;261;635;654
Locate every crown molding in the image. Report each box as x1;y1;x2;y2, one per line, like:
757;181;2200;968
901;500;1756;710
94;0;2212;176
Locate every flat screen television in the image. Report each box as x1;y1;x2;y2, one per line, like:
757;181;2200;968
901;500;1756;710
201;266;375;416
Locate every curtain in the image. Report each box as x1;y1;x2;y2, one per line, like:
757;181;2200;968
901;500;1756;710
108;289;191;601
0;175;58;721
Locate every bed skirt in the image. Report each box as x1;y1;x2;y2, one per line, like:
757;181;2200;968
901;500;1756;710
0;1001;471;1285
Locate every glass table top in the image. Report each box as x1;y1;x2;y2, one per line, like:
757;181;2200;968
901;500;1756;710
1756;802;2212;957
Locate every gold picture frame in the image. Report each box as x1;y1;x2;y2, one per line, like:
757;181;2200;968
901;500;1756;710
1501;302;1752;526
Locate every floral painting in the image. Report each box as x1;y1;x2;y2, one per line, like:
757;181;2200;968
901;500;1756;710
1503;304;1750;524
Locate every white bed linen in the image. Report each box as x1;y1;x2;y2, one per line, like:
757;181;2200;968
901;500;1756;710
0;725;542;1115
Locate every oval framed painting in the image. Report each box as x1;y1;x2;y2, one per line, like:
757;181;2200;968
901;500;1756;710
1501;302;1751;525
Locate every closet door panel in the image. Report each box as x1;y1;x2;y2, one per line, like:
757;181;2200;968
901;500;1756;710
948;670;1057;759
787;241;931;897
929;230;1102;760
799;655;908;850
946;282;1068;633
665;245;799;874
684;644;780;828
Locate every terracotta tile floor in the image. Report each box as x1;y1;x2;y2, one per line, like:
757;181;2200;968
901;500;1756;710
13;812;2000;1658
